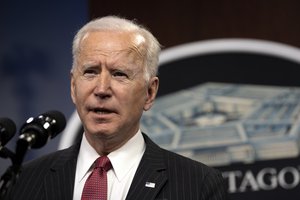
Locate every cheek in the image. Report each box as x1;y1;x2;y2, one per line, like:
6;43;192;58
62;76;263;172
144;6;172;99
73;81;93;103
127;85;148;106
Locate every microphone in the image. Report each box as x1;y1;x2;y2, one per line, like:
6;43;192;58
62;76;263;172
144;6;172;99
15;110;66;165
18;110;66;149
0;118;16;159
0;118;16;147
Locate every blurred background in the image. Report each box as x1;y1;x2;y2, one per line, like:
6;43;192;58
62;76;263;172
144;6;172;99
1;0;300;199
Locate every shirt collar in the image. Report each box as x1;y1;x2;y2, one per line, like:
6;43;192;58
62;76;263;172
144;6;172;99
108;130;145;182
76;133;100;182
76;130;145;182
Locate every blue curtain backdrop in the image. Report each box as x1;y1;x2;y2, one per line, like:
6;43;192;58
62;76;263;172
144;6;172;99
0;0;88;175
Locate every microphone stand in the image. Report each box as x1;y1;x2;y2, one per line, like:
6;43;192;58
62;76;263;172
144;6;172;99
0;164;20;199
0;142;27;199
0;146;15;160
0;110;66;198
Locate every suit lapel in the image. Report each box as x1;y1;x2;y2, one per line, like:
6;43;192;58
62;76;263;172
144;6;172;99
126;134;167;200
43;143;80;200
40;134;167;200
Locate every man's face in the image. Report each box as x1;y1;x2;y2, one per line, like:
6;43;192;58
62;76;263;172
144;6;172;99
71;31;158;147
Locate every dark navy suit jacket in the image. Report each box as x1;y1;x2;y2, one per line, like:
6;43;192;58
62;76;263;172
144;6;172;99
5;134;227;200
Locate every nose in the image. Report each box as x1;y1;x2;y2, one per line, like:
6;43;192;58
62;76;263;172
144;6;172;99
94;71;112;99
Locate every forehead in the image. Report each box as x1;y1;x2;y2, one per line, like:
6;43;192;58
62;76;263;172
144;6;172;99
79;31;146;60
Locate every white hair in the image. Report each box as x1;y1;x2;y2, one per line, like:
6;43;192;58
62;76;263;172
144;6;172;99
72;16;161;81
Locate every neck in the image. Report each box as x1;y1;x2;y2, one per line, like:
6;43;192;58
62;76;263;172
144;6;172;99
84;131;138;155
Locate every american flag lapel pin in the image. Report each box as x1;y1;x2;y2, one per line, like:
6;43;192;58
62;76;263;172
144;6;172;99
145;182;156;188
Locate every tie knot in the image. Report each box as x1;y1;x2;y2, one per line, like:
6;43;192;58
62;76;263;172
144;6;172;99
95;156;112;172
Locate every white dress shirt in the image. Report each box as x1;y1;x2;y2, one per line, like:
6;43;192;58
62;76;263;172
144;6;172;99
73;130;146;200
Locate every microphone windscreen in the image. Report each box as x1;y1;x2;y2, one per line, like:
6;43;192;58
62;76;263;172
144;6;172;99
0;117;16;146
19;110;67;149
44;110;67;138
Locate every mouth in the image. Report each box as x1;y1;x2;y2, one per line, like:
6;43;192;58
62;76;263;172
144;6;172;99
89;107;115;115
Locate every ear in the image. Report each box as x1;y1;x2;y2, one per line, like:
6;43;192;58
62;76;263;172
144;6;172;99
70;72;77;104
143;77;159;111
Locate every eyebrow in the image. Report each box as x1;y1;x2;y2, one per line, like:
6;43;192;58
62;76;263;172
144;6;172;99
81;62;100;69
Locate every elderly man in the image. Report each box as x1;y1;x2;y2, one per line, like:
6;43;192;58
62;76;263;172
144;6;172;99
5;16;227;200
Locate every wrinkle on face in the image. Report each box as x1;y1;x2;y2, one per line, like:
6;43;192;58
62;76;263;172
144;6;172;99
75;31;147;72
74;32;147;84
70;30;157;154
130;33;146;59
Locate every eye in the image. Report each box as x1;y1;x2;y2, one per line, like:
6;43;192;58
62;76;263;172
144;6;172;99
82;68;98;79
84;69;97;75
112;70;128;78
